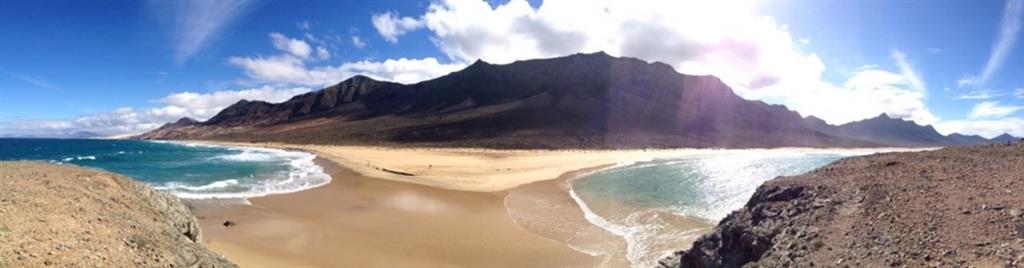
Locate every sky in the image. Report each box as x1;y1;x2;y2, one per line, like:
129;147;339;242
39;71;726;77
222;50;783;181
0;0;1022;138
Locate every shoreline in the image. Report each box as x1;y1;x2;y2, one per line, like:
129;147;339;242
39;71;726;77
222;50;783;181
183;141;931;267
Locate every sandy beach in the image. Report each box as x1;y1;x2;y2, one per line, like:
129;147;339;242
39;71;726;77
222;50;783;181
190;143;928;267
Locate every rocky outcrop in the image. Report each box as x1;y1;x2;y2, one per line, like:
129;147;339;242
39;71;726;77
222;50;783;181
0;161;235;267
660;141;1024;267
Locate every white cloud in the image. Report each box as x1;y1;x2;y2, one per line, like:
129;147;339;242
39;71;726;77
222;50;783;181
230;55;464;85
270;32;313;58
315;46;330;60
961;0;1022;87
296;20;311;30
1015;88;1024;99
151;0;254;64
5;72;60;90
934;117;1024;138
156;86;311;119
956;89;1004;100
372;11;424;43
890;49;926;92
351;35;367;48
0;86;310;138
926;47;942;54
230;32;464;85
744;65;938;125
980;0;1023;83
968;101;1023;119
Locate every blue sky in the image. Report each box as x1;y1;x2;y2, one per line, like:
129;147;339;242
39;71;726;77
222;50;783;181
1;0;1021;137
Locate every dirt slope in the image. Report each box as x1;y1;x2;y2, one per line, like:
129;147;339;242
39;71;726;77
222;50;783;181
0;161;235;267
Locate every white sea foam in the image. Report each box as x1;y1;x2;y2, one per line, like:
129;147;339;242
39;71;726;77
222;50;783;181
569;185;671;265
156;179;240;191
61;155;97;162
151;141;332;200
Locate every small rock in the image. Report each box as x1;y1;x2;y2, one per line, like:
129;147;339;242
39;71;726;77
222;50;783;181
1010;209;1022;217
222;220;236;227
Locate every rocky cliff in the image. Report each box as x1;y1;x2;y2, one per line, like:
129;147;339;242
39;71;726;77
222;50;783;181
660;140;1024;267
0;161;235;267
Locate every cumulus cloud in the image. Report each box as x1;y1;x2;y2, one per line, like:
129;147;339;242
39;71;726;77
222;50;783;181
0;86;310;138
150;0;254;64
372;11;424;43
744;65;938;125
270;32;313;58
968;101;1023;119
229;33;464;86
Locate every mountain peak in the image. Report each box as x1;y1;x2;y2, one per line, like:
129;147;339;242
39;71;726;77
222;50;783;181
991;133;1018;142
470;58;489;66
173;117;198;125
346;74;378;83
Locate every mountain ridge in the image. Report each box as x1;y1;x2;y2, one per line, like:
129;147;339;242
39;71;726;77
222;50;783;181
137;52;1013;148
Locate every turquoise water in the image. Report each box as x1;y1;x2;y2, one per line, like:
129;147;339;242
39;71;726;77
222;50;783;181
568;151;854;267
0;138;330;199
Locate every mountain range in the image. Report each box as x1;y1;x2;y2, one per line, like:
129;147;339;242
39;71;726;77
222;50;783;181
137;52;1017;149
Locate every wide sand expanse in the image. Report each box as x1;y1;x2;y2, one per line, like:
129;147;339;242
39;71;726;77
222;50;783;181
193;159;597;267
203;142;918;192
190;142;927;267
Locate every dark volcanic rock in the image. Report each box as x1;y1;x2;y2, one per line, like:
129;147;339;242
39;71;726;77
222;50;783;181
815;113;950;146
659;141;1024;268
947;132;992;145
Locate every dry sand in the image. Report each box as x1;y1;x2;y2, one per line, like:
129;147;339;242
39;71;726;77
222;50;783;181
201;142;922;192
194;159;596;267
189;142;927;267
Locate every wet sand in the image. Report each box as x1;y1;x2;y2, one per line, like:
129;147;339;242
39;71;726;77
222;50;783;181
193;158;598;267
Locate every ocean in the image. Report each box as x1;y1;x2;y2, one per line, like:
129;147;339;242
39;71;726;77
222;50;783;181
0;138;330;199
508;150;860;267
